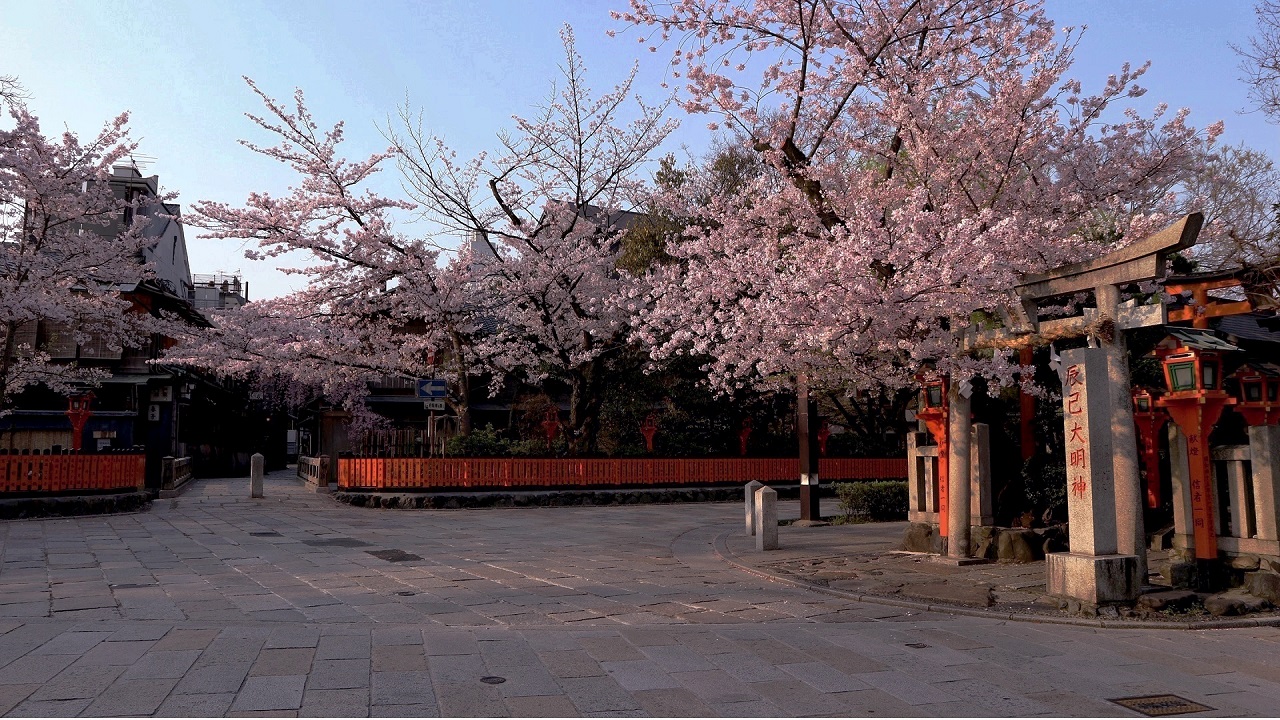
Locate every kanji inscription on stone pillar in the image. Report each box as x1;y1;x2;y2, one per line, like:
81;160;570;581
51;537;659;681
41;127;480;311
1060;348;1118;557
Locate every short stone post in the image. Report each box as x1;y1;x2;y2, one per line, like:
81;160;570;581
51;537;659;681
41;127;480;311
250;453;264;498
744;480;764;536
754;485;778;551
1250;425;1280;544
947;386;972;558
1046;347;1139;605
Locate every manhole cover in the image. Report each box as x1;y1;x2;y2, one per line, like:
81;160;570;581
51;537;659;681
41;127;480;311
1110;695;1214;716
367;549;423;563
303;537;371;547
480;676;506;685
249;531;281;537
905;642;930;648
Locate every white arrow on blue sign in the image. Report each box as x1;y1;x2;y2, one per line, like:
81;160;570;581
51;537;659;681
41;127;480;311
415;378;448;399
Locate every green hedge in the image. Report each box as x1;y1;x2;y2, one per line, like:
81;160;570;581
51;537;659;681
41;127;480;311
835;481;908;521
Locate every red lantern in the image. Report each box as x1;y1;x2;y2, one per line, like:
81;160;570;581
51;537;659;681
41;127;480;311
541;408;559;450
1131;387;1169;509
1153;329;1239;560
738;418;753;456
915;371;950;538
65;392;95;452
640;413;659;453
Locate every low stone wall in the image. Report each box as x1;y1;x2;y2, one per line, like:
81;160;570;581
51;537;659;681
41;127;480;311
333;483;831;510
0;491;151;520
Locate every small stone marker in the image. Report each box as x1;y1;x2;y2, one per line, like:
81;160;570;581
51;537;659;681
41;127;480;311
754;485;778;551
250;453;264;498
745;480;764;535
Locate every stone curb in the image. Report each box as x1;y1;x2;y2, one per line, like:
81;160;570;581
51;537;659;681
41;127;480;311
332;486;770;510
712;529;1280;631
0;491;151;521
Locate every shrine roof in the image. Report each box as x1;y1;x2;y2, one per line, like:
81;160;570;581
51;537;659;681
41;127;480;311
1162;327;1239;352
1216;311;1280;344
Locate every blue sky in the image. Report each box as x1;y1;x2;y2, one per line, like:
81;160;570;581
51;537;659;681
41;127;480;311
0;1;1273;300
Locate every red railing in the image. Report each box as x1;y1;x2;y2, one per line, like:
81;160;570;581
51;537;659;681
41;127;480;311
0;453;146;494
337;456;906;491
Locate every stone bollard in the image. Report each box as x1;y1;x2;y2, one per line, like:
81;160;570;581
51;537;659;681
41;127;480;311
250;453;264;498
744;480;764;535
754;485;778;551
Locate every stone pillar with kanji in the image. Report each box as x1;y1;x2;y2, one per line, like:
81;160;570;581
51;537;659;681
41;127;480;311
1045;347;1140;606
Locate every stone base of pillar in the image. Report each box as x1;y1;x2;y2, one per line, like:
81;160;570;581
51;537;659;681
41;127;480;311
901;522;937;553
1047;552;1140;604
929;555;989;567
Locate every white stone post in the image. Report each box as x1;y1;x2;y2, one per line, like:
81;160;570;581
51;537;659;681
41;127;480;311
250;453;264;498
744;480;764;536
947;386;972;558
1250;425;1280;543
754;485;778;551
970;423;994;526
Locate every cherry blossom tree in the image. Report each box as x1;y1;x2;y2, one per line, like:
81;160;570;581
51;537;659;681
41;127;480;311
388;26;678;452
167;79;491;430
1237;1;1280;125
616;0;1223;394
0;89;158;413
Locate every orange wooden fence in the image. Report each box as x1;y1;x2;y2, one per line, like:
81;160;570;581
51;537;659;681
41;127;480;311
0;454;146;494
337;457;906;491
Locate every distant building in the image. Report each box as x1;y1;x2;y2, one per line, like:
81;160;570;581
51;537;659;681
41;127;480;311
1;165;273;483
190;272;249;310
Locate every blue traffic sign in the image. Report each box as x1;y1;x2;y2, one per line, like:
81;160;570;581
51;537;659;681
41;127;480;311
415;378;447;399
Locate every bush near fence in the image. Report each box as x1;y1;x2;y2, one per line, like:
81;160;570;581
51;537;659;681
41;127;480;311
835;480;909;521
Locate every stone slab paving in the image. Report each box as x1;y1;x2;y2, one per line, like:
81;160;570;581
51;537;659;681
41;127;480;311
0;472;1276;716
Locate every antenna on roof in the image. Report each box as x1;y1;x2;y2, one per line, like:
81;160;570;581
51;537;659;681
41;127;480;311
125;153;156;173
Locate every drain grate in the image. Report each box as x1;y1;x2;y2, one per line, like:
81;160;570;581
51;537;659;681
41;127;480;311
109;583;153;589
1110;695;1213;716
303;537;371;547
905;643;930;649
395;591;416;596
367;549;423;563
480;676;506;685
249;531;281;537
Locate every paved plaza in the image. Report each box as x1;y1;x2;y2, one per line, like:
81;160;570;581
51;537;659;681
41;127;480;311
0;473;1278;717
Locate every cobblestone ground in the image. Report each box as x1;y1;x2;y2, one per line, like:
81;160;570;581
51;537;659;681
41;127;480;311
0;472;1278;717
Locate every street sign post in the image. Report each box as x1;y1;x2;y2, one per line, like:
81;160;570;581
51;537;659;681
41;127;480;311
415;378;447;399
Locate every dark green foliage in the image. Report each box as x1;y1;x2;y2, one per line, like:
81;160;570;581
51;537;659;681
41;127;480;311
445;424;513;457
835;481;908;521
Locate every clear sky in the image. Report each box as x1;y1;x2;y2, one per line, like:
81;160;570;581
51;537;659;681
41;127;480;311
0;1;1273;300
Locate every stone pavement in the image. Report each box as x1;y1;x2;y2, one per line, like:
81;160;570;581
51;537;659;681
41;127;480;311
0;472;1277;716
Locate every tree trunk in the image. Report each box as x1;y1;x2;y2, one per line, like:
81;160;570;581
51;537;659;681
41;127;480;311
567;360;604;455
